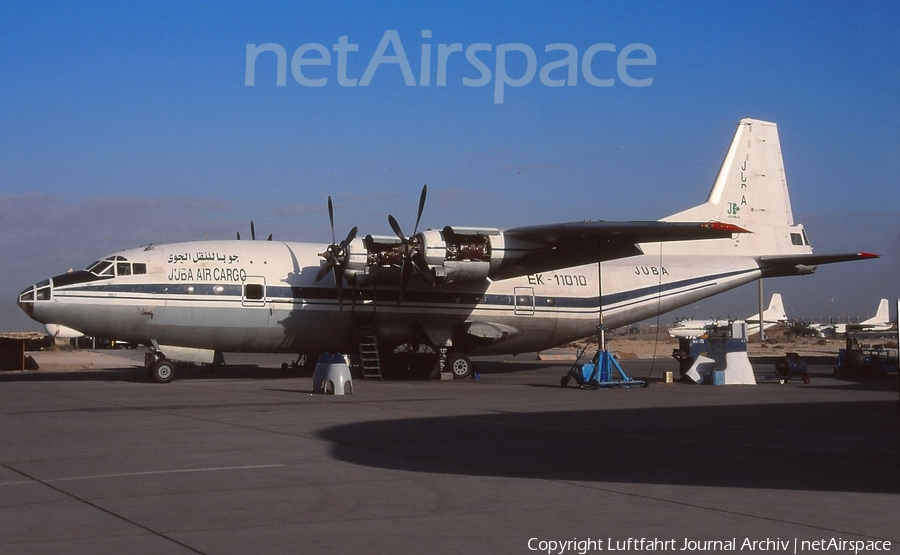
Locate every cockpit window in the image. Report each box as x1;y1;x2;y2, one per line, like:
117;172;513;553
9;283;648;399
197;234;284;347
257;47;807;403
87;256;146;277
88;260;115;276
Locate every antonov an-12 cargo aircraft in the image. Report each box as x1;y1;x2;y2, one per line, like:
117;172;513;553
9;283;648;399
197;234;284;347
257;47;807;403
18;119;877;382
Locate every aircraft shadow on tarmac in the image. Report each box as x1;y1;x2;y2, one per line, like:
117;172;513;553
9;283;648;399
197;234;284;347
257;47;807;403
317;400;900;494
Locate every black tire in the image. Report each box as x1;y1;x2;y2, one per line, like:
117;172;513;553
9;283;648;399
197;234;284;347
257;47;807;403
560;375;570;387
589;378;599;390
447;353;474;380
150;360;176;384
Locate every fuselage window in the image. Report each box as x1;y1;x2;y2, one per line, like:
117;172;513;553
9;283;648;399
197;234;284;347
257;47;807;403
245;283;264;300
133;263;147;275
790;233;804;246
117;263;131;276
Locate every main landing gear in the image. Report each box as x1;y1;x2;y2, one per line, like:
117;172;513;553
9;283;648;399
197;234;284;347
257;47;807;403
149;359;175;383
378;344;475;380
444;352;474;380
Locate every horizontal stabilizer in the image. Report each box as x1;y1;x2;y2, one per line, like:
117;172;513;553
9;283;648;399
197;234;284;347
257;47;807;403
757;252;879;277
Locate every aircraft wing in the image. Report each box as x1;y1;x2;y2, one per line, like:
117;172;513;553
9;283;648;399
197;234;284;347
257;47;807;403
490;221;746;280
757;252;880;278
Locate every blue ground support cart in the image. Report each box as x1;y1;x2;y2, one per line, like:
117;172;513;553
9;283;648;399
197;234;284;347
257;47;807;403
561;349;648;390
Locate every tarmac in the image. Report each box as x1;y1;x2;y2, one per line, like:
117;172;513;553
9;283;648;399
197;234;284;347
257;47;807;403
1;349;898;555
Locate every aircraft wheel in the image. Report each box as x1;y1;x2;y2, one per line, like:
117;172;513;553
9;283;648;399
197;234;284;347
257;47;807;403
150;360;176;384
560;375;570;387
447;353;474;380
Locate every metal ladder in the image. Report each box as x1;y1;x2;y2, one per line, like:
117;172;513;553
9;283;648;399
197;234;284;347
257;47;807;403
358;335;383;380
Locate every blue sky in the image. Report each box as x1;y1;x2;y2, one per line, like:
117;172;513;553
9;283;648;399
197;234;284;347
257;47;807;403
1;1;897;331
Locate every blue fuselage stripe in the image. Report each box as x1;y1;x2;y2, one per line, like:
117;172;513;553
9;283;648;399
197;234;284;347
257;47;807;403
50;268;755;310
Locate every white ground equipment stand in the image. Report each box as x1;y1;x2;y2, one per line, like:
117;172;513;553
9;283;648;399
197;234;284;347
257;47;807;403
683;321;756;385
313;353;353;395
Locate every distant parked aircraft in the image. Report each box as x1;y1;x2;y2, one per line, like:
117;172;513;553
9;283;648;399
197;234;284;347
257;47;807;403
812;298;894;336
668;293;787;339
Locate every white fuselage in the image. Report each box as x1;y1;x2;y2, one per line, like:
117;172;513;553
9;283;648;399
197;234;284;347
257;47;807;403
21;239;762;356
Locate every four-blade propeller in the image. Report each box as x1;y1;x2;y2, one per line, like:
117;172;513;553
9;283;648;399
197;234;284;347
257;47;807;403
315;196;358;309
315;185;430;307
387;184;432;304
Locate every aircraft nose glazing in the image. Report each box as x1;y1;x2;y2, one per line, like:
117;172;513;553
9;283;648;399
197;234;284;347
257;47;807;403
17;279;52;319
18;285;35;317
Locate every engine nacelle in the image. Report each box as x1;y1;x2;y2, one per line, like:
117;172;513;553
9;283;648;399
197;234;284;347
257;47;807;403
334;228;507;286
418;226;503;284
342;236;402;287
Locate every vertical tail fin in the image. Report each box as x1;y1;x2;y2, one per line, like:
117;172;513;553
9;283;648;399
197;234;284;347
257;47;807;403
663;118;812;257
746;293;787;335
764;293;786;321
862;299;890;325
